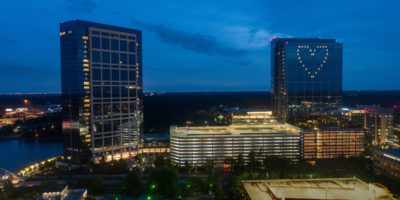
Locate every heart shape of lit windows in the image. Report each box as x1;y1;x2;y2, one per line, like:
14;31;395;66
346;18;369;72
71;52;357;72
297;45;329;79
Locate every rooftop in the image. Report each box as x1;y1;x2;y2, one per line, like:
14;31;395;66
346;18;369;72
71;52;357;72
376;148;400;158
242;178;395;200
171;111;301;137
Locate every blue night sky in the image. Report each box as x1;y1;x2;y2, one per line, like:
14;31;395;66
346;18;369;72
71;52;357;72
0;0;399;93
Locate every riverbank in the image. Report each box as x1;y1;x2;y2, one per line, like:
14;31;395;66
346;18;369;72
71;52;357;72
0;139;63;172
0;134;63;141
0;134;20;140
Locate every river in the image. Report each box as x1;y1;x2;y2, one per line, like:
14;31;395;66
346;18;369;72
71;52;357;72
0;139;63;173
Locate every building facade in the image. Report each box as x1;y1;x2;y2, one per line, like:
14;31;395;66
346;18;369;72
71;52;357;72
343;106;394;146
170;111;302;166
271;38;343;122
393;106;400;145
302;128;365;160
60;20;143;163
374;149;400;181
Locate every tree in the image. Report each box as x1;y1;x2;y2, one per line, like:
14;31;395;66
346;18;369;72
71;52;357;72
149;166;179;198
0;179;16;199
184;161;194;174
224;156;236;173
233;154;245;174
152;153;170;168
121;167;144;197
248;151;260;171
211;180;223;200
75;176;105;195
134;153;145;166
204;158;215;177
229;172;249;200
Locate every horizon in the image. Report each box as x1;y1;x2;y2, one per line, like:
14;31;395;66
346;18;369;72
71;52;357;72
2;89;400;96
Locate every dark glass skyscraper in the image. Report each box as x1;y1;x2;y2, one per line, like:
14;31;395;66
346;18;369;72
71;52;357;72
60;20;143;163
271;38;342;122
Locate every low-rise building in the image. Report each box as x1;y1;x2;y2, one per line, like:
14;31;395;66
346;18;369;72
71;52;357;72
374;148;400;181
303;128;365;160
342;106;394;146
170;111;302;166
241;178;395;200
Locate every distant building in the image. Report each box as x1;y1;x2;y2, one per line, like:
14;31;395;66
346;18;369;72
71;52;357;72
241;178;395;200
365;106;393;145
271;38;343;122
343;106;394;146
60;20;143;163
374;148;400;181
303;128;365;160
170;111;302;166
341;107;367;128
392;106;400;145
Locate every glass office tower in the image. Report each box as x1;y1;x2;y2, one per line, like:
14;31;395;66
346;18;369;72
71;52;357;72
271;38;342;122
60;20;143;163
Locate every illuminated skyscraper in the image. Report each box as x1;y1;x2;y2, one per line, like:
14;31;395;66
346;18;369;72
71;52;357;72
271;38;343;122
60;20;143;164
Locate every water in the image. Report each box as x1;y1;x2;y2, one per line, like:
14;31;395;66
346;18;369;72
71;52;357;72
0;139;63;173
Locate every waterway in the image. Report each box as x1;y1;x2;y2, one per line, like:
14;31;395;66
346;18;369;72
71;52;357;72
0;139;63;173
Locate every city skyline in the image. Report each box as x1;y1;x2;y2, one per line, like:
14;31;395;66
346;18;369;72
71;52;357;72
1;0;400;93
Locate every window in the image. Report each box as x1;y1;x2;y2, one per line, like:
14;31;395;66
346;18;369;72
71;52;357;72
129;54;136;65
91;51;100;63
121;70;128;81
120;54;127;64
102;69;110;80
112;86;120;97
104;120;111;132
93;86;101;98
121;86;128;97
103;86;111;98
93;69;101;80
112;103;120;115
129;71;136;81
102;52;110;63
93;104;102;116
128;41;136;52
102;38;110;49
112;70;119;81
129;88;136;97
120;40;127;51
121;103;129;113
111;53;119;64
91;37;100;49
111;39;118;50
94;122;103;133
113;120;121;131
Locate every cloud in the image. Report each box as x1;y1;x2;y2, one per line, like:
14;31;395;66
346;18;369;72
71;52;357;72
220;26;290;50
66;0;96;13
146;67;199;75
131;19;248;57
